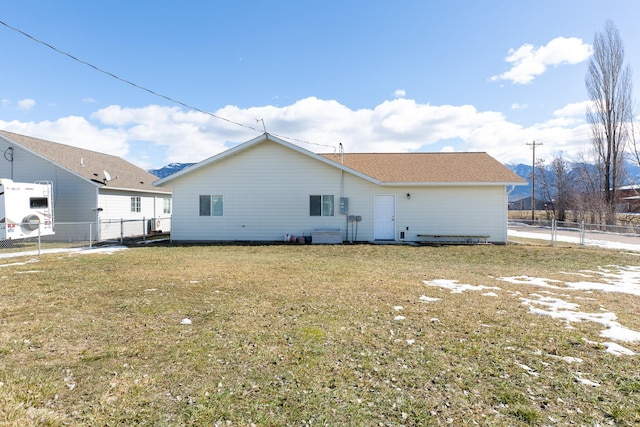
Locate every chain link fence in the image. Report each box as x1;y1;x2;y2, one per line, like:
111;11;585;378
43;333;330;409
510;219;640;236
0;218;169;257
508;218;640;249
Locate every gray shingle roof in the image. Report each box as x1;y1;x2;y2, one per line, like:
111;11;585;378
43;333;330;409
0;130;169;193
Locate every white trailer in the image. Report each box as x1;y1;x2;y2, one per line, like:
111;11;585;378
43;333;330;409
0;179;55;240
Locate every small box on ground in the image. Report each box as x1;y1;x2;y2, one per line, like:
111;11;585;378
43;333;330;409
312;229;342;244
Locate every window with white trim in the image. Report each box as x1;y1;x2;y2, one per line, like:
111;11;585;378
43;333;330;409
131;196;141;213
199;195;223;216
310;195;334;216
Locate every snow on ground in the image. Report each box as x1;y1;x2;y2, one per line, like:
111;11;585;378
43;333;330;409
423;279;501;294
420;268;640;356
508;228;640;252
0;245;128;260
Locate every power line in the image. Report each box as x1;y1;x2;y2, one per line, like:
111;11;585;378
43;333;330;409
0;19;336;151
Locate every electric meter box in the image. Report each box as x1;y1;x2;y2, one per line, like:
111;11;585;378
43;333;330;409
339;197;349;214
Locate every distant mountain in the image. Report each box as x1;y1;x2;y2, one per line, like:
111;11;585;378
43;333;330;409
148;160;640;199
148;163;195;178
505;163;533;200
506;160;640;202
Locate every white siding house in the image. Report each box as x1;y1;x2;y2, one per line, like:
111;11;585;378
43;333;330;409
154;133;526;244
0;130;171;241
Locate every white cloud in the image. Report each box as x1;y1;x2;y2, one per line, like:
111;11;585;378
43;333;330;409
492;37;593;84
0;116;130;158
393;89;406;98
511;103;528;110
17;98;36;111
553;100;592;118
0;97;595;167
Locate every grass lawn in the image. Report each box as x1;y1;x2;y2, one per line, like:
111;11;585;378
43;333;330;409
1;242;640;426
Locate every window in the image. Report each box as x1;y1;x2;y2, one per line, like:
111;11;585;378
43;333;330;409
310;195;334;216
30;197;48;209
131;196;141;213
199;195;223;216
163;198;171;214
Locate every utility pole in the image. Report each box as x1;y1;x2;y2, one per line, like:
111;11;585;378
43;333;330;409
526;140;542;221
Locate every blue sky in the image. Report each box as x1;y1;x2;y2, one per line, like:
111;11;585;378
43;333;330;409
1;1;639;169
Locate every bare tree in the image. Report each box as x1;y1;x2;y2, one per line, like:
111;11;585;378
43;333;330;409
574;154;606;224
535;153;578;222
586;20;633;224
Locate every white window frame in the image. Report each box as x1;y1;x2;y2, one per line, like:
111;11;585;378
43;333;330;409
131;196;141;213
310;195;334;216
199;195;223;216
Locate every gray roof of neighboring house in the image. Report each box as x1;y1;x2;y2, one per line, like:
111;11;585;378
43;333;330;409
0;130;170;194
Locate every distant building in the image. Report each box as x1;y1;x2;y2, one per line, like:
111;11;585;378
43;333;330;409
0;130;172;241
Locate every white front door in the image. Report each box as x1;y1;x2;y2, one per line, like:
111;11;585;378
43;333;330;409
374;194;396;240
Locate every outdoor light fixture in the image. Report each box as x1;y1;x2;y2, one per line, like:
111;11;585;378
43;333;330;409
406;193;411;199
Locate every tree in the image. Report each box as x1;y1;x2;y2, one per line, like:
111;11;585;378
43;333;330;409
585;20;633;224
536;153;575;222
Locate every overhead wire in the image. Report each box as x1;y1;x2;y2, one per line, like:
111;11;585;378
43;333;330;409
0;19;336;151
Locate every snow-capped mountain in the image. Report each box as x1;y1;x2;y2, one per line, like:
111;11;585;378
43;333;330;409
148;163;195;178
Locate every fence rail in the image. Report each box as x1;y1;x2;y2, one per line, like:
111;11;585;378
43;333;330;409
510;219;640;236
0;218;168;256
508;219;640;249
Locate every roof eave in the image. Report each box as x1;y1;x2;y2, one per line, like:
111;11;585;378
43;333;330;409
154;133;382;186
381;181;529;187
99;185;171;195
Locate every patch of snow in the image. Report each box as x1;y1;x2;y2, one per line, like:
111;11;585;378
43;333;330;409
602;342;636;356
180;318;192;325
561;266;640;297
521;292;640;348
482;292;498;297
498;275;562;289
520;294;580;312
424;279;500;293
419;295;440;302
393;315;405;321
600;325;640;342
0;245;128;259
508;229;640;252
0;258;39;267
517;363;539;377
573;372;600;387
392;306;404;311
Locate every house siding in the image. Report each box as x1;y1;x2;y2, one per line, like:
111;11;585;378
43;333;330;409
170;140;347;241
168;139;510;243
0;139;99;222
0;136;171;242
334;175;508;243
98;190;172;240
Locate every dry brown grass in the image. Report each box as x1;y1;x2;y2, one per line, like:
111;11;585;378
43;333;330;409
1;243;640;426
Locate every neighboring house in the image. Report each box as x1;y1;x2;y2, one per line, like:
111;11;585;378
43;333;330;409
618;185;640;213
0;130;172;241
154;133;526;244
